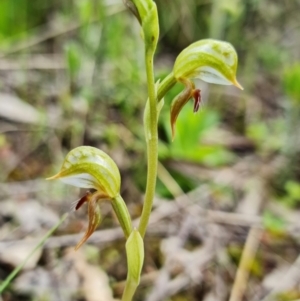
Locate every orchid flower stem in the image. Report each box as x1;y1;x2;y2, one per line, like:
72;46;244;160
112;194;133;238
122;278;138;301
157;72;176;102
138;49;158;238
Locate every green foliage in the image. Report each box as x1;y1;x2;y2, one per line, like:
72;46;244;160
65;42;82;82
0;0;50;44
246;120;284;154
257;42;286;72
156;170;198;199
263;211;286;234
161;104;235;167
283;64;300;103
279;181;300;208
75;0;102;23
95;13;145;115
276;290;300;301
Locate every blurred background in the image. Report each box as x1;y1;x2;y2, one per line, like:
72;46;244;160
1;0;300;300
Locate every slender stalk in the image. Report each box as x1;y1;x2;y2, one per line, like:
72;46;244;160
157;71;176;102
0;213;68;293
112;194;133;238
138;49;158;238
122;279;138;301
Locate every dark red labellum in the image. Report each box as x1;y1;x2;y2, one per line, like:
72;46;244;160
75;191;92;210
192;89;201;113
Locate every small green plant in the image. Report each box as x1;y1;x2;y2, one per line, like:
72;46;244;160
48;1;242;300
282;63;300;178
161;105;235;166
278;180;300;208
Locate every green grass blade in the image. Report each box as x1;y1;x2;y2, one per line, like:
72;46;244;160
0;213;68;293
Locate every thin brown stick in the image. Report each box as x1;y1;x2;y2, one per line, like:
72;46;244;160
229;178;265;301
229;227;263;301
0;55;65;70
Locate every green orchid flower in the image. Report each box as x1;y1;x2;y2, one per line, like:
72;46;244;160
169;39;243;138
47;146;132;249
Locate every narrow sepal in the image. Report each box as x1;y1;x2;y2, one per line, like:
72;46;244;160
75;193;103;250
170;78;196;140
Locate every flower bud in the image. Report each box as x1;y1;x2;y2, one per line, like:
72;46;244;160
174;39;243;89
129;0;159;52
47;146;121;198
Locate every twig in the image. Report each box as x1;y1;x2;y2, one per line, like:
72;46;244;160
2;183;300;252
0;190;290;251
0;22;86;58
0;54;65;70
157;161;183;197
146;232;222;301
229;178;265;301
0;219;173;250
229;227;263;301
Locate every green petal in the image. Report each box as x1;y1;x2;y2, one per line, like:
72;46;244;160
47;146;121;198
174;39;243;89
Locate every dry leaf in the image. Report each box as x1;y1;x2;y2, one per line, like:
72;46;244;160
0;93;40;124
65;248;117;301
0;241;42;269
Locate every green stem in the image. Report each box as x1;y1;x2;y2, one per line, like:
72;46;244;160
157;71;176;102
112;194;133;238
0;213;68;293
138;49;158;238
122;278;138;301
